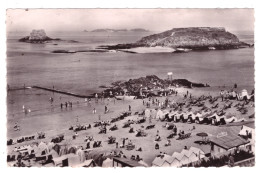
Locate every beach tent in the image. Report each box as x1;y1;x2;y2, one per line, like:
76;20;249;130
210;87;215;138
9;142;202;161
168;111;176;118
239;125;254;136
59;147;69;156
53;144;61;155
156;110;164;120
138;160;149;167
241;89;248;97
76;148;86;162
152;157;167;167
68;146;77;154
49;149;59;158
102;158;113;167
162;154;174;167
183;112;190;120
72;159;96;167
37;141;49;154
47;142;55;152
225;116;237;123
189;147;205;159
26;145;33;155
170;158;182;167
145;109;151;118
68;153;81;166
151;109;157;119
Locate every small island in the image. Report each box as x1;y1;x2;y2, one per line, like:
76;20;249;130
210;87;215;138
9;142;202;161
19;29;79;44
99;27;252;53
91;29;128;32
130;28;149;32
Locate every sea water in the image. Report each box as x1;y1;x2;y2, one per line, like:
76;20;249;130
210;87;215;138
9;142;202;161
6;31;254;117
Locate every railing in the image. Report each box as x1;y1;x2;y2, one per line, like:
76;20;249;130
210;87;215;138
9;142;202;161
234;157;255;167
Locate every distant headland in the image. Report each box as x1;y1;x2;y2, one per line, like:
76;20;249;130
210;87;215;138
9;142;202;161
89;28;149;32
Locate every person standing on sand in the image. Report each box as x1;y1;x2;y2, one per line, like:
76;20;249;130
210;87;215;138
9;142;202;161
129;105;131;112
60;103;63;109
220;90;224;101
93;108;96;114
105;106;107;114
76;116;79;124
122;138;125;147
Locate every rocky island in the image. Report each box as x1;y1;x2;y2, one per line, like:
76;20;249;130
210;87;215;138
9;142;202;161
19;29;79;44
99;27;252;53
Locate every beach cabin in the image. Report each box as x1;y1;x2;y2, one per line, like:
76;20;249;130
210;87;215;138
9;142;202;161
152;156;169;167
239;123;255;153
210;134;250;156
156;109;165;120
112;157;143;167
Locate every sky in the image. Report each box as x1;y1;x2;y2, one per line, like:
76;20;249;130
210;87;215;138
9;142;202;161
6;9;254;32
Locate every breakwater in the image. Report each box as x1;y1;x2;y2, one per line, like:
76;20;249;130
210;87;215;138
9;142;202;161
31;86;91;98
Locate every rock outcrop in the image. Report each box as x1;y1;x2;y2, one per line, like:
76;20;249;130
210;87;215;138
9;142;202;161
97;75;207;98
19;29;80;44
19;29;60;43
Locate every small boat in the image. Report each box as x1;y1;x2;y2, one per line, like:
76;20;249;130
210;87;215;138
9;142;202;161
115;95;136;100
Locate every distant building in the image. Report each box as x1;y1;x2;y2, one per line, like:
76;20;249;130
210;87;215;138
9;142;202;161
210;134;250;156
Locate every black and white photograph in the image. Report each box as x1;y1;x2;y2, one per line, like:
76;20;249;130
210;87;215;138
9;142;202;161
4;7;255;168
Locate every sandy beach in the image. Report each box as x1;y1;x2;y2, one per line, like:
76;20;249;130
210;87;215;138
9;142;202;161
6;85;255;167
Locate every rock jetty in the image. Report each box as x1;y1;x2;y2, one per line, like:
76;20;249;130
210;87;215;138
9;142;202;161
97;75;208;98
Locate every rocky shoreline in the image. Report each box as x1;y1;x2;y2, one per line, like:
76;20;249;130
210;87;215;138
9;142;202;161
91;75;208;98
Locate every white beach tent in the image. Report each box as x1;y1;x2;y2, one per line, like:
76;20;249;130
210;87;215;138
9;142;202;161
168;112;176;119
138;160;149;167
145;109;151;118
183;112;190;120
156;110;164;120
152;157;168;167
76;148;86;162
37;141;49;154
239;125;254;136
171;152;183;167
47;142;55;152
179;153;190;166
241;89;249;97
150;109;157;119
102;158;113;167
171;158;182;167
162;154;174;167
